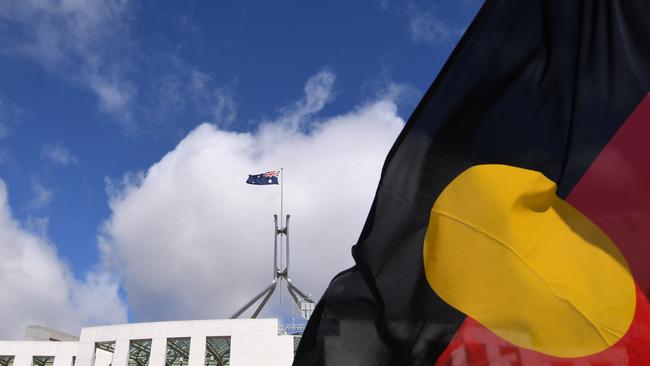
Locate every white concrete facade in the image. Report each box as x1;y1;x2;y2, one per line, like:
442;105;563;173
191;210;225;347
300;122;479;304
0;319;294;366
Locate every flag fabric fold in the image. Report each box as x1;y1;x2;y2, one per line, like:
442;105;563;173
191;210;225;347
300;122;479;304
294;1;650;365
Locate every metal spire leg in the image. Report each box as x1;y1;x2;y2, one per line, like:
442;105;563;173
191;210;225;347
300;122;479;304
251;280;278;318
286;279;313;302
286;285;301;306
230;279;277;319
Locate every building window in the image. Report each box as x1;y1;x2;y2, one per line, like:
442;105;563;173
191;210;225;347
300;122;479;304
95;341;116;366
165;338;190;366
293;335;302;354
0;356;14;366
129;339;151;366
32;356;54;366
204;337;230;366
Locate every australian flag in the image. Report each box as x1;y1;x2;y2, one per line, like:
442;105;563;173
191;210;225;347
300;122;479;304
246;170;280;185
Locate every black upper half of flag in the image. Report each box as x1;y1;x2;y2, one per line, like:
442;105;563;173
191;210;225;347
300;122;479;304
246;172;279;185
295;1;650;366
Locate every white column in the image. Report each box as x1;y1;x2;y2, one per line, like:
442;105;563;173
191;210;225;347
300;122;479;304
53;355;73;366
111;340;129;366
12;355;31;366
148;338;166;366
74;342;95;366
187;336;205;366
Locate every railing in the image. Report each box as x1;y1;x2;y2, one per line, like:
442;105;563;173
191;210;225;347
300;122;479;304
277;323;305;336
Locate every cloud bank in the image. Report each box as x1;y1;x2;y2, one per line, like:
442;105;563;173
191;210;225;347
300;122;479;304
100;70;405;320
0;180;127;339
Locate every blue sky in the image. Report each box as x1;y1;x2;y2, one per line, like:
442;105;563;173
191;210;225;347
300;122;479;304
0;0;481;336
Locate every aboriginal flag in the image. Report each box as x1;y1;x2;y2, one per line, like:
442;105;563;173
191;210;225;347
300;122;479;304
294;1;650;365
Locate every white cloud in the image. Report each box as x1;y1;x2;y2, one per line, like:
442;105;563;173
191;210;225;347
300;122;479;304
276;69;336;128
0;0;135;124
88;76;135;123
100;70;404;321
0;98;18;166
0;97;19;140
0;148;9;165
41;142;79;166
29;181;53;209
189;69;237;125
153;63;238;127
0;103;9;140
24;216;50;237
376;0;391;11
407;3;456;44
0;180;127;339
208;89;237;125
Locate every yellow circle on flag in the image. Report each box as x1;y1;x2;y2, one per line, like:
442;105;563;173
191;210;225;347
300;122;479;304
423;164;636;357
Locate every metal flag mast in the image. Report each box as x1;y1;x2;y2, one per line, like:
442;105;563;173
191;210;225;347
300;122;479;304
231;168;315;320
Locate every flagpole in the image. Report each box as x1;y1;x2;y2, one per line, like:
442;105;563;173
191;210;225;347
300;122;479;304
280;167;284;304
280;168;284;227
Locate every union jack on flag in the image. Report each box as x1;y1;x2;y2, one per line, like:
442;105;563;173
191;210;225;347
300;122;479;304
246;170;280;185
